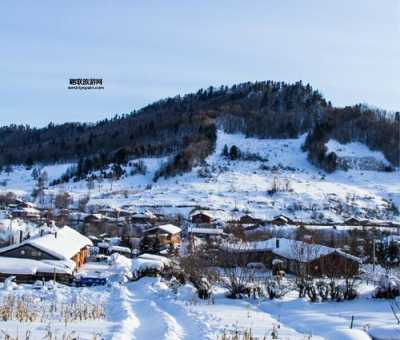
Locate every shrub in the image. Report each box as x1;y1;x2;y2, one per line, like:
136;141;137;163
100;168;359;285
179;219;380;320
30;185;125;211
374;274;400;299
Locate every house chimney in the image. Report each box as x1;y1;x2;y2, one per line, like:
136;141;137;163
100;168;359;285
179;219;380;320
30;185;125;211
54;232;57;238
276;238;280;248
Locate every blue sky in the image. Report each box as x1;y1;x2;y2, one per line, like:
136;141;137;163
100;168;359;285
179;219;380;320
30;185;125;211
0;0;399;127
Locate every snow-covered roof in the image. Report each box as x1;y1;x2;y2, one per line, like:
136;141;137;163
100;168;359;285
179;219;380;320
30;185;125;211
133;258;164;273
223;238;361;263
0;226;92;260
12;207;41;214
145;224;181;235
97;241;110;248
272;215;290;222
132;211;157;219
191;210;214;218
0;257;75;275
138;253;171;266
108;245;131;253
188;227;224;235
85;213;111;221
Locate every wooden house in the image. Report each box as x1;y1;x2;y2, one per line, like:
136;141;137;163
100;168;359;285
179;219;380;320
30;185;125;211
0;257;76;284
130;211;157;224
188;227;225;252
271;215;292;226
223;237;361;278
188;227;224;241
191;211;213;224
11;205;41;220
344;217;366;226
141;224;181;253
239;214;262;225
84;213;109;224
0;226;92;269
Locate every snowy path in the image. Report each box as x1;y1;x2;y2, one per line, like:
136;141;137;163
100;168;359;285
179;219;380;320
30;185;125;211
107;278;209;340
106;285;140;340
105;279;316;339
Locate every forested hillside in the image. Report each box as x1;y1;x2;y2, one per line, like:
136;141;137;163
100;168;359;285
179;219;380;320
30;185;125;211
0;81;398;179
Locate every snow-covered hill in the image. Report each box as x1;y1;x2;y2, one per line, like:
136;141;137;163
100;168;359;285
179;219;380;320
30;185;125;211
0;131;399;223
326;139;391;171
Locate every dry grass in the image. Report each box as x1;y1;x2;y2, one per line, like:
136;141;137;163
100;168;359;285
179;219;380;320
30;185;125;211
0;328;103;340
0;293;105;324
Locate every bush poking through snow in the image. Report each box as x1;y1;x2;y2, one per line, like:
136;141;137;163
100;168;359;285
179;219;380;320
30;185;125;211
264;276;291;300
374;274;400;299
296;277;359;302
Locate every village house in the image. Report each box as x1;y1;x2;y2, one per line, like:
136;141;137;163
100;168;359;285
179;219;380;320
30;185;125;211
191;211;213;224
239;214;262;225
141;224;181;254
83;213;119;236
11;203;41;221
344;217;367;226
84;213;110;224
271;215;292;226
223;237;361;278
187;227;225;252
0;226;92;283
130;211;157;224
188;227;224;240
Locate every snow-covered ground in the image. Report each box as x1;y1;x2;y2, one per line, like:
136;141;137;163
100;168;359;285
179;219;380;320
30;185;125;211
326;139;390;166
1;268;400;339
1;131;398;224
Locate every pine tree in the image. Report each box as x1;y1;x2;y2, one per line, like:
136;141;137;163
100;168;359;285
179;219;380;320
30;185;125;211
222;144;229;157
229;145;240;160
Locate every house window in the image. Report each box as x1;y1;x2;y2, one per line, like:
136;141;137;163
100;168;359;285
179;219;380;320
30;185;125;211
31;249;41;257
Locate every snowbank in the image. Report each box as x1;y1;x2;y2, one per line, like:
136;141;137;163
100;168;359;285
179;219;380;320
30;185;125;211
177;283;197;301
368;325;400;340
326;328;371;340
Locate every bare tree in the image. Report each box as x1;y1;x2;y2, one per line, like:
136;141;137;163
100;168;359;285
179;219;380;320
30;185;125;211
86;178;95;197
216;246;257;299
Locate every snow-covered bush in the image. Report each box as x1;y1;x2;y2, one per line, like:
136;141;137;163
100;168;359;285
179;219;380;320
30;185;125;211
264;276;291;300
177;283;198;301
219;267;254;299
296;277;359;302
107;253;134;283
179;253;217;299
132;254;172;279
130;160;147;176
374;274;400;299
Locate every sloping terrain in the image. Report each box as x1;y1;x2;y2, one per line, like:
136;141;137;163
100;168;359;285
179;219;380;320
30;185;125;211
1;130;398;223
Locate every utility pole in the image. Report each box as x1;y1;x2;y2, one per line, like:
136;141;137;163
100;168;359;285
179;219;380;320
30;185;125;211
8;218;12;245
373;239;376;273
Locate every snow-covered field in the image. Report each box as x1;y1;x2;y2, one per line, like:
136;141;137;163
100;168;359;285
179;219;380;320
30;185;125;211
1;267;400;340
0;131;398;223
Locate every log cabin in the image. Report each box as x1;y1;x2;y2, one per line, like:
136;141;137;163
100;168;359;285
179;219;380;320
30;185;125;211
223;237;361;278
141;224;181;253
0;226;92;270
191;211;213;224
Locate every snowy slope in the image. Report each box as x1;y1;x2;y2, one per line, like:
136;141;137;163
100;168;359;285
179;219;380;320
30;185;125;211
326;139;390;170
0;131;399;223
326;139;389;165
